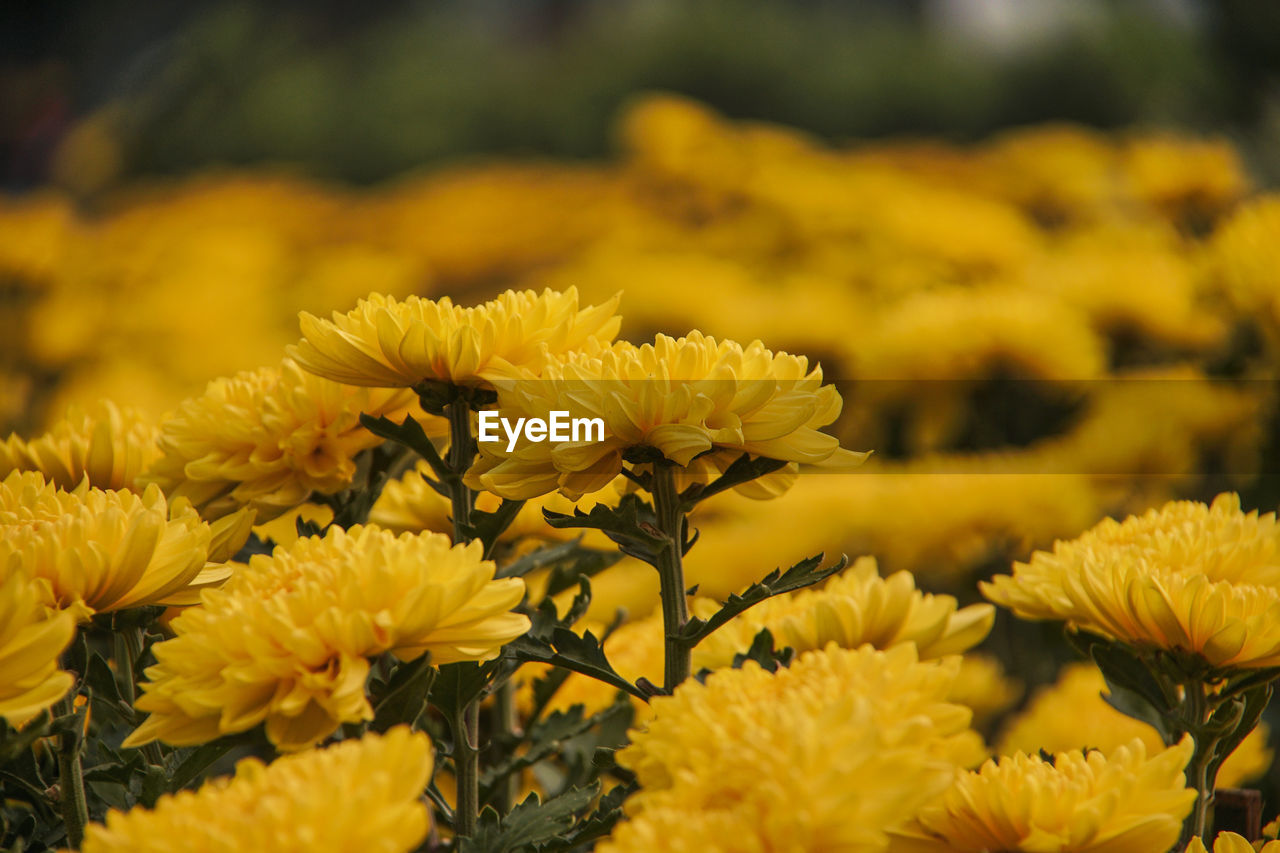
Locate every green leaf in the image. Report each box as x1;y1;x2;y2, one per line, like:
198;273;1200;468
506;629;648;702
370;654;436;732
479;704;627;804
730;628;794;673
543;495;666;566
537;781;637;852
677;452;789;509
360;412;450;481
678;553;848;647
458;783;600;853
430;661;500;723
458;499;527;559
166;735;254;792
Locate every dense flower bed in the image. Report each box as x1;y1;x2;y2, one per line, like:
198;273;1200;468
2;96;1280;852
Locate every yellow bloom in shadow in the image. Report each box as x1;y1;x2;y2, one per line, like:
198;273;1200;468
82;727;433;853
1;471;220;620
983;494;1280;669
890;737;1196;852
142;358;422;523
125;525;529;751
1;400;160;492
999;663;1271;790
0;572;74;724
289;287;621;389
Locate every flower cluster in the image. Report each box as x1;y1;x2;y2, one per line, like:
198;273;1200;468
983;493;1280;669
81;727;433;853
126;525;529;751
141;358;423;522
604;645;983;852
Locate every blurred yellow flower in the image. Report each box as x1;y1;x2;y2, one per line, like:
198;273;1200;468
82;727;432;853
947;653;1022;728
1186;832;1280;853
1;400;160;492
468;331;867;500
0;572;74;724
142;358;421;522
889;737;1196;852
606;644;981;853
999;663;1271;789
126;525;529;751
692;556;994;669
983;494;1280;669
1210;194;1280;347
0;470;221;620
289;287;621;389
370;459;619;548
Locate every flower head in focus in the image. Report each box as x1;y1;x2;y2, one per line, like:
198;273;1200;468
1;400;160;492
605;645;982;853
289;287;621;389
999;663;1270;789
982;494;1280;669
142;358;422;522
0;470;221;620
125;524;529;751
468;331;868;501
889;737;1196;852
0;571;74;724
82;727;433;853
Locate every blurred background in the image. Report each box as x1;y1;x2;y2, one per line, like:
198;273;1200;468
4;0;1280;191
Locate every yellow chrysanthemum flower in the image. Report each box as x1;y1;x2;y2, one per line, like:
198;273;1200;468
125;525;529;751
82;727;432;853
142;358;422;522
889;737;1197;852
999;663;1271;789
692;556;995;669
1;400;160;492
948;653;1022;728
288;287;621;389
468;331;867;501
982;494;1280;669
0;571;74;724
1187;832;1280;853
1;470;222;620
605;645;982;853
1209;194;1280;348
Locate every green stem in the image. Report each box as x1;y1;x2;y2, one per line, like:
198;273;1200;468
651;463;691;691
492;680;521;812
115;623;165;766
454;700;481;838
56;692;88;850
1178;678;1217;848
444;399;481;836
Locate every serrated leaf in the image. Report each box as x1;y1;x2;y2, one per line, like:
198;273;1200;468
730;628;794;673
459;499;527;559
506;630;647;702
370;654;435;732
360;413;450;481
677;452;789;509
679;553;847;647
458;783;600;853
536;782;637;852
543;495;666;565
479;704;626;803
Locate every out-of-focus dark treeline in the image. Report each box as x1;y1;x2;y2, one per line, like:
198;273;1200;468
3;0;1280;190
